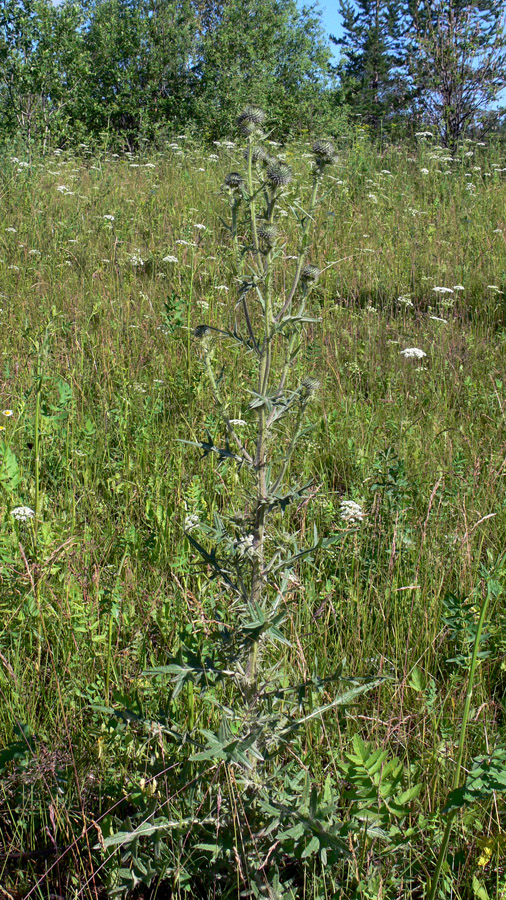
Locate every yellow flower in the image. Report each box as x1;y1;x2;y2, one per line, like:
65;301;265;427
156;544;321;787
477;837;495;867
476;835;506;867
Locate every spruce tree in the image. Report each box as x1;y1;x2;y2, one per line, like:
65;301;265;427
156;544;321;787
331;0;410;131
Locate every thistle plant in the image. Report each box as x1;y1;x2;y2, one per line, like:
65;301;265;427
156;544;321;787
100;111;386;899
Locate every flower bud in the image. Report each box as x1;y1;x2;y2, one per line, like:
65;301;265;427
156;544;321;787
224;171;244;191
312;139;337;166
257;223;278;248
237;106;266;135
301;264;320;283
266;161;293;188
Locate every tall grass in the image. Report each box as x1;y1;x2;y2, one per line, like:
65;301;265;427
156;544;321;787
1;131;506;898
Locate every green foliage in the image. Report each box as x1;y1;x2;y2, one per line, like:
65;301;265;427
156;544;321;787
94;109;386;898
407;0;506;147
444;746;506;813
0;0;338;147
1;133;506;898
332;0;412;131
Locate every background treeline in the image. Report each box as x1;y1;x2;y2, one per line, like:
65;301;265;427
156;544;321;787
1;0;505;149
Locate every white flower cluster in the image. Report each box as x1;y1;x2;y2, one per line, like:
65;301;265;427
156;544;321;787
11;506;35;522
184;514;200;532
339;500;364;523
130;252;145;267
400;347;427;359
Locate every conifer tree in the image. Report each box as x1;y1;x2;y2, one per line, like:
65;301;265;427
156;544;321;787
331;0;411;131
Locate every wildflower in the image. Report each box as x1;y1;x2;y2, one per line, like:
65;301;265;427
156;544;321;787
397;294;414;308
367;193;378;202
193;224;206;231
56;185;70;193
258;223;278;248
184;514;200;532
340;500;364;523
301;264;320;284
415;131;433;138
103;214;115;221
194;324;212;339
311;139;336;166
400;347;427;359
197;300;209;310
453;284;465;291
430;316;447;323
229;419;247;426
11;506;35;522
2;409;13;416
237;106;266;135
266;161;293;188
5;227;17;233
301;378;320;397
420;168;429;175
487;285;503;293
130;252;145;267
162;255;178;263
432;286;454;294
245;146;271;168
224;171;244;191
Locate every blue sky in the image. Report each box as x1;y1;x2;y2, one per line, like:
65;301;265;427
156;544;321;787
309;1;343;61
314;1;342;50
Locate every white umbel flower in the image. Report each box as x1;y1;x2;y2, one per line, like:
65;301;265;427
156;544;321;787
400;347;427;359
184;514;200;532
340;500;364;523
11;506;35;522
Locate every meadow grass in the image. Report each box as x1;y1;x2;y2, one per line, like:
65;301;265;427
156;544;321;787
0;133;506;898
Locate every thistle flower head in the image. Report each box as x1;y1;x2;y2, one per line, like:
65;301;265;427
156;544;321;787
237;106;266;136
266;161;293;188
247;145;271;165
312;139;337;166
224;171;244;191
194;324;212;339
301;377;320;397
257;223;278;248
301;264;320;284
